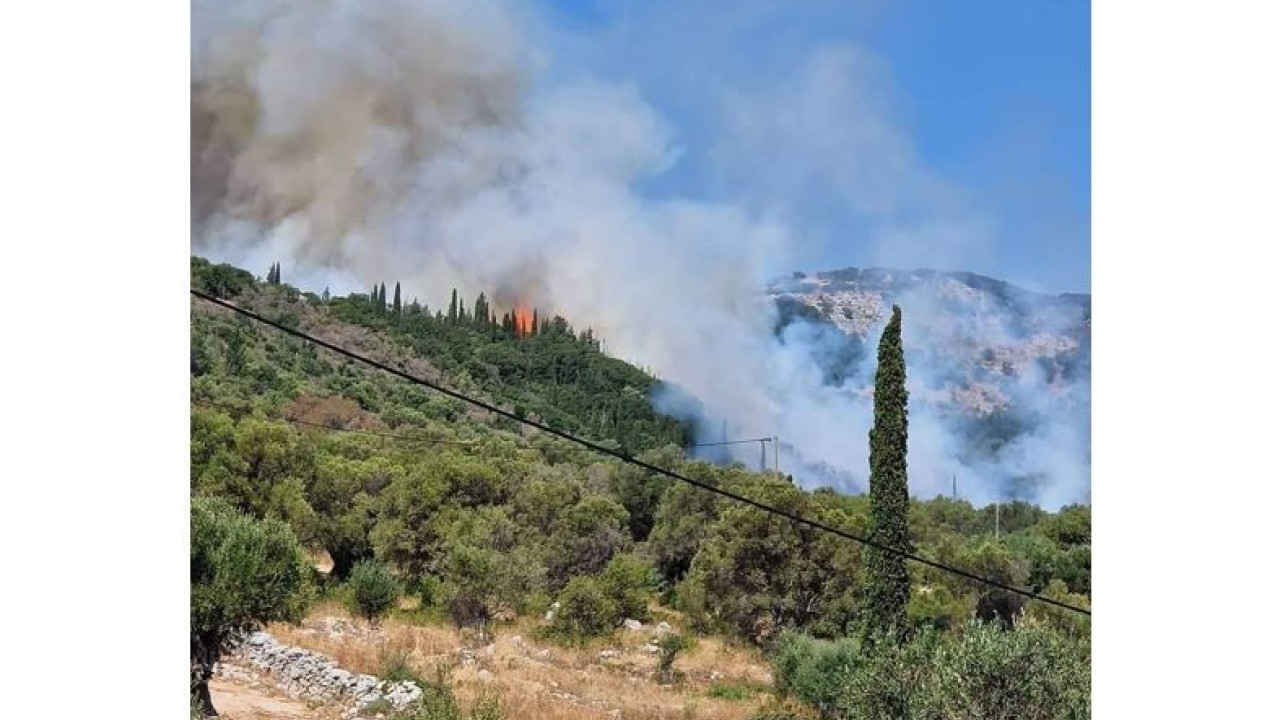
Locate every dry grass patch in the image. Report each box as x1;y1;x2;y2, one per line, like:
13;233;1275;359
267;608;775;720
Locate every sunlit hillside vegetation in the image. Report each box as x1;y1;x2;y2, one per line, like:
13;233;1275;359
191;257;1089;719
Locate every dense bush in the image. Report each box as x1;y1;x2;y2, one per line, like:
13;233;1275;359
601;553;654;622
347;560;402;623
190;496;311;716
768;621;1090;720
550;576;618;640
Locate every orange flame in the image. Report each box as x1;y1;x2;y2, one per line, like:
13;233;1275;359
514;305;534;335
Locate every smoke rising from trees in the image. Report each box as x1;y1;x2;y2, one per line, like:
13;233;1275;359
191;0;1089;508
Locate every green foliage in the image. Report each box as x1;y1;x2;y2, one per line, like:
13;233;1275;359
601;552;654;622
192;256;255;298
768;630;863;716
863;305;912;640
347;560;403;623
767;621;1089;720
919;620;1089;720
655;632;693;683
546;495;630;586
550;576;619;641
190;496;311;713
678;480;861;644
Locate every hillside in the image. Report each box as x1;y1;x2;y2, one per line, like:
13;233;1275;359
190;257;1090;720
767;267;1091;502
769;267;1090;411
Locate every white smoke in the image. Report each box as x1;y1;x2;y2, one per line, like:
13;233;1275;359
191;0;1088;508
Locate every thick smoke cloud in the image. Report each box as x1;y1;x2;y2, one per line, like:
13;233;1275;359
191;0;1089;508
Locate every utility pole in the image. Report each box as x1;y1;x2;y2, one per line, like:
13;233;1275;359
773;436;779;474
952;473;957;500
759;439;767;472
995;501;1001;539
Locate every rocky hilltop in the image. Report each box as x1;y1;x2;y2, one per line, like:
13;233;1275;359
768;267;1090;418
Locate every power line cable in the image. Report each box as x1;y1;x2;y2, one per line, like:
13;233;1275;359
190;290;1091;617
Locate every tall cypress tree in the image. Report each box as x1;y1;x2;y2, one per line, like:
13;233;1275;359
448;289;458;323
378;283;387;311
862;305;912;642
393;282;402;315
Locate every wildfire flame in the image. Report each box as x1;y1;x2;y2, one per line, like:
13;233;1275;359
514;305;534;335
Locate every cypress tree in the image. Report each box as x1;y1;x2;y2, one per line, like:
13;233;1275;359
393;282;402;315
531;309;539;336
448;289;458;323
862;305;912;642
378;283;387;310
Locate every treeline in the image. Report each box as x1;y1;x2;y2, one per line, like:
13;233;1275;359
191;256;688;454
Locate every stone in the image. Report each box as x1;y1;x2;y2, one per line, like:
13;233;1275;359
622;619;643;631
598;649;620;660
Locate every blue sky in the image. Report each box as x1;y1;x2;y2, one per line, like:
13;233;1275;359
535;0;1090;292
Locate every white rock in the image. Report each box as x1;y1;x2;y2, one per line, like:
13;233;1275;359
622;619;643;631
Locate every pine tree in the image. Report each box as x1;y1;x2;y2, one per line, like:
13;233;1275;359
862;305;912;643
474;293;488;326
448;289;458;323
322;286;330;303
393;282;402;315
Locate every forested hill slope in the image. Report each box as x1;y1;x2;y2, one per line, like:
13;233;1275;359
190;256;1089;719
191;256;688;455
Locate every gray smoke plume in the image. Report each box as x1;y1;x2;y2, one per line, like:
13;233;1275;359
191;0;1089;508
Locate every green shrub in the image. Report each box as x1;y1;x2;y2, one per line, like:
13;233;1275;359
920;620;1089;720
347;560;403;623
768;622;1090;720
767;630;861;717
601;553;653;621
655;632;693;684
550;576;618;640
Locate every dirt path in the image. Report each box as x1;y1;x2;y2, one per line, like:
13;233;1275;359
209;678;322;720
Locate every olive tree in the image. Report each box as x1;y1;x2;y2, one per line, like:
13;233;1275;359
191;497;311;715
